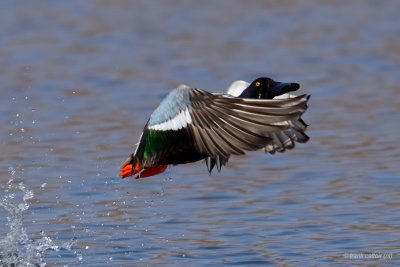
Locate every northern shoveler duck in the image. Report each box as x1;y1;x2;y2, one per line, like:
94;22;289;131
120;77;310;179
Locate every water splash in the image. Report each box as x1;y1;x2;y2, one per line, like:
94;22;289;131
0;170;79;266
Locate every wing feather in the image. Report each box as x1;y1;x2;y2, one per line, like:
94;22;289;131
187;88;309;159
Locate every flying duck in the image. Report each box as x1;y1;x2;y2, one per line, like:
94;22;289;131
120;77;310;179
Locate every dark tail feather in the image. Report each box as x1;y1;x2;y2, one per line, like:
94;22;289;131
205;156;228;174
205;157;215;175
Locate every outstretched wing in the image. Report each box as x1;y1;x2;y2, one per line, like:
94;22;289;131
188;89;309;171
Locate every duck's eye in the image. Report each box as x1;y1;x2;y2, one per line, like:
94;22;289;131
255;81;261;87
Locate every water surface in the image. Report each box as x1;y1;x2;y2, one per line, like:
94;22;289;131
0;0;399;266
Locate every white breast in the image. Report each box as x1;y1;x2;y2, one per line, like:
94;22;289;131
226;80;250;97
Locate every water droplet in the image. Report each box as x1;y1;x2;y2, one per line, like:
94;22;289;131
18;203;29;211
77;251;83;261
8;166;15;176
18;183;26;191
23;190;34;201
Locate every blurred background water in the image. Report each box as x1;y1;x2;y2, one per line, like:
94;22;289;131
0;0;399;266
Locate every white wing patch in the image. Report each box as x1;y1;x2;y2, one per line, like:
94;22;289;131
149;108;192;131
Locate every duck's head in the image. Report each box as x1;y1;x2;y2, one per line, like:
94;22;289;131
239;77;300;99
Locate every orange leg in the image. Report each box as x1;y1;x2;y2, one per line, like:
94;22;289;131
120;161;167;179
136;165;168;178
120;162;143;178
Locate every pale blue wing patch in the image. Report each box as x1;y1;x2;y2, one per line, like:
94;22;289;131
148;84;193;131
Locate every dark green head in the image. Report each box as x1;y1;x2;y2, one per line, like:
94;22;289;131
239;77;300;99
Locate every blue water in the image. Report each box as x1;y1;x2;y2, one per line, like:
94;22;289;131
0;1;399;266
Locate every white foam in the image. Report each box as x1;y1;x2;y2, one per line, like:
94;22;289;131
0;171;80;266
